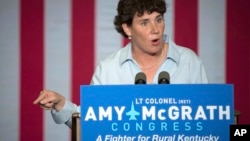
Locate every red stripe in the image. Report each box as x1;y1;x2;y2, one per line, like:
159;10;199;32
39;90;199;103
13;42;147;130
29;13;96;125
122;37;130;47
174;0;198;53
20;0;44;141
226;0;250;124
71;0;95;105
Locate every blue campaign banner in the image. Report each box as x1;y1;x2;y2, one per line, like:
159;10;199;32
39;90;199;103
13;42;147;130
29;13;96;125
80;84;234;141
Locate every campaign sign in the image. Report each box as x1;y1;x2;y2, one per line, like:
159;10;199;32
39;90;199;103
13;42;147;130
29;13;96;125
80;84;234;141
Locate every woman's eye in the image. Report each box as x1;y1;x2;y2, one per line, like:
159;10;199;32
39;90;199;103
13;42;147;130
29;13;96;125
141;22;147;26
157;18;164;23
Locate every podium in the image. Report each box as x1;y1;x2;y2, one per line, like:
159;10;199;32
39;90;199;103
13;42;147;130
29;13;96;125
73;84;235;141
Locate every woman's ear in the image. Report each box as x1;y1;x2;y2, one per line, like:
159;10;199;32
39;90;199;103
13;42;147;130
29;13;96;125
122;23;131;37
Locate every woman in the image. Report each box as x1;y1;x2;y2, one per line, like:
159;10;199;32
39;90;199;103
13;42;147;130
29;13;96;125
33;0;208;128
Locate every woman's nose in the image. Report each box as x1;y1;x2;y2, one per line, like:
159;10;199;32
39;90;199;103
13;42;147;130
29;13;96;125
151;23;160;34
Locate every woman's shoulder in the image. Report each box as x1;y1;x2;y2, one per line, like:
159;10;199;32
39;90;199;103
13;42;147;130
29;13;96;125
97;46;128;67
175;44;201;61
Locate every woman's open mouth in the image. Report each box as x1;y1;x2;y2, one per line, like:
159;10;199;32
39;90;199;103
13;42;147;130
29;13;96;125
152;38;160;46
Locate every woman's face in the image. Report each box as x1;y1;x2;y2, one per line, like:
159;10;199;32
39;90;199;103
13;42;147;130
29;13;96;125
123;11;165;55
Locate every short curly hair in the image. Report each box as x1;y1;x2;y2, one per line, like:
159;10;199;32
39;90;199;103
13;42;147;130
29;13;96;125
114;0;167;38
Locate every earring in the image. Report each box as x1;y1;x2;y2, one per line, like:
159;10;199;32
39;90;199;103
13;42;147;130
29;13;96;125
128;36;132;40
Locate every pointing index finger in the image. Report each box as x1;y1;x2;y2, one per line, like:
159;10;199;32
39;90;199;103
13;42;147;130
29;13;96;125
33;91;45;104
